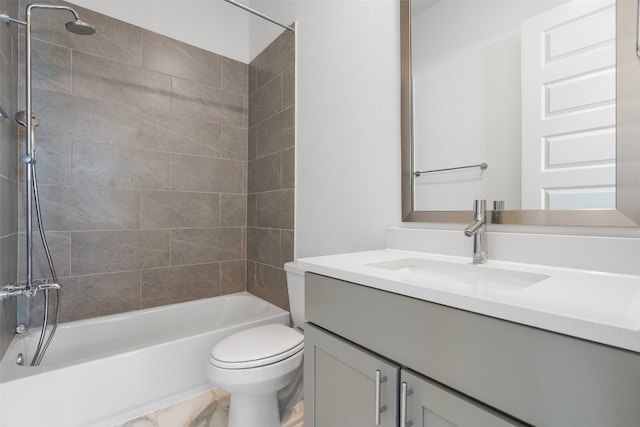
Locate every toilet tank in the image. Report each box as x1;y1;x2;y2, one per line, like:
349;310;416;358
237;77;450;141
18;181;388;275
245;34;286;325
284;261;305;328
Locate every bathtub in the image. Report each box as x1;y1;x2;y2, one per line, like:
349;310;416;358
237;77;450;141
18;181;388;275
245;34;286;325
0;292;290;427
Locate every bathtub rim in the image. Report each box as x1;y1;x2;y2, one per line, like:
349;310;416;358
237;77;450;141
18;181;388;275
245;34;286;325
0;292;290;383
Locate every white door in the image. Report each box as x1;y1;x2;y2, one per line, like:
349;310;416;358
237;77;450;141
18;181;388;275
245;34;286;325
521;0;616;209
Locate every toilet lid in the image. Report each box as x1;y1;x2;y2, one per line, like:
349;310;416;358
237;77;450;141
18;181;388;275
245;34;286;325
210;324;304;369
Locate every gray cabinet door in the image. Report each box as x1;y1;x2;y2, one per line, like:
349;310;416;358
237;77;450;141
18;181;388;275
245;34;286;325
304;323;399;427
401;369;525;427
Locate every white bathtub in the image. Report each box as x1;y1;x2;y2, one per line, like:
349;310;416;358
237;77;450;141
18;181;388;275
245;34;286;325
0;292;290;427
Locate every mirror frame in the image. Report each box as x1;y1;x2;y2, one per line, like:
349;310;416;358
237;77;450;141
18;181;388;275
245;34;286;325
401;0;640;227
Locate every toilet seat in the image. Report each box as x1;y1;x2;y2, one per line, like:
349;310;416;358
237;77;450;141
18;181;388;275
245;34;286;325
209;324;304;369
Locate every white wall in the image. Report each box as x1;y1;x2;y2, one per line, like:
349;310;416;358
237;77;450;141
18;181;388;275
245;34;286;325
251;1;402;258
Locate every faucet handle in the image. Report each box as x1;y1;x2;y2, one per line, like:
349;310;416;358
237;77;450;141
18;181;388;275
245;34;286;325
492;200;505;211
473;199;486;216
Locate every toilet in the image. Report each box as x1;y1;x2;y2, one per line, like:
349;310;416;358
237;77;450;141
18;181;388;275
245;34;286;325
206;262;306;427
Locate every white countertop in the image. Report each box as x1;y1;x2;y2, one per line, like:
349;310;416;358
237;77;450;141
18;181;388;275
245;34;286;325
296;249;640;353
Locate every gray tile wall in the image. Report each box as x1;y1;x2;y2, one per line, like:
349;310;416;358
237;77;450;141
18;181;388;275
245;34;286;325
247;30;295;310
18;0;250;323
0;0;295;344
0;0;19;358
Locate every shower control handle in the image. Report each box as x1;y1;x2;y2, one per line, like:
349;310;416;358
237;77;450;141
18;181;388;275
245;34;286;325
36;281;61;291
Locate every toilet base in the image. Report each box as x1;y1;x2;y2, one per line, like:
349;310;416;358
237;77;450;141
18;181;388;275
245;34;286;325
228;391;280;427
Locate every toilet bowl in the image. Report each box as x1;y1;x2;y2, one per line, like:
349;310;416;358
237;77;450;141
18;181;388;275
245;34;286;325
206;262;306;427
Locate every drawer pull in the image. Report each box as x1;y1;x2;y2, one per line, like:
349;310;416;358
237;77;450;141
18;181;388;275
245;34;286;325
400;381;414;427
375;370;387;425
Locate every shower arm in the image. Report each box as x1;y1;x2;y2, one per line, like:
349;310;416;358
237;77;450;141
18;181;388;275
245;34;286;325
1;4;80;27
25;5;82;150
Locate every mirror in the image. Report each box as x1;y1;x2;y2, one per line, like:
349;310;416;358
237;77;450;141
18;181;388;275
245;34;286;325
401;0;640;226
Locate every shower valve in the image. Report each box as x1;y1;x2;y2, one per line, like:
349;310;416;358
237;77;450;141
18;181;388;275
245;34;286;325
0;280;61;301
0;282;30;301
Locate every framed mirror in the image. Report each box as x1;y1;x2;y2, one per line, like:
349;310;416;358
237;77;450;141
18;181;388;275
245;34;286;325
401;0;640;226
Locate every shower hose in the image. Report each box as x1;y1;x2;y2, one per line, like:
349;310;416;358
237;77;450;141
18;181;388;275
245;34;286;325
29;164;61;366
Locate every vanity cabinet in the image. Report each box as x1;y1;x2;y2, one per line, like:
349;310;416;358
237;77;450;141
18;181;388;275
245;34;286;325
304;272;640;427
305;322;522;426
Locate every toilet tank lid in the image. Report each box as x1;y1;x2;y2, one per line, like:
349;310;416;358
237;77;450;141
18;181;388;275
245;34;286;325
210;324;303;367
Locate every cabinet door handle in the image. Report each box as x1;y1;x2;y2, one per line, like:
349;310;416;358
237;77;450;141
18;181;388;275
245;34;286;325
400;381;414;427
375;370;387;425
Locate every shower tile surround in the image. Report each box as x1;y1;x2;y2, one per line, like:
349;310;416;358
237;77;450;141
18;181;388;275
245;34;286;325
247;30;296;310
0;0;295;344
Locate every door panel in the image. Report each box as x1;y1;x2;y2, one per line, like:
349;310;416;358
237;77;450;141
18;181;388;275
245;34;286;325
521;0;616;209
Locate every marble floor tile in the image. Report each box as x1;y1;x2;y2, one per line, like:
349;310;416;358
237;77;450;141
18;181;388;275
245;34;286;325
119;389;229;427
282;401;304;427
118;388;303;427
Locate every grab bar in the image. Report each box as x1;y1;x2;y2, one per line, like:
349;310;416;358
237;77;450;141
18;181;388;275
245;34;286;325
414;162;488;177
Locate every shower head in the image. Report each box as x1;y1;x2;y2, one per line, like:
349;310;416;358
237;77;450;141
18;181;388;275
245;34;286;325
65;19;95;35
15;111;41;128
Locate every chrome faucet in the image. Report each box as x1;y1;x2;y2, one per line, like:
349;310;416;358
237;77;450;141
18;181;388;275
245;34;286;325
464;199;487;264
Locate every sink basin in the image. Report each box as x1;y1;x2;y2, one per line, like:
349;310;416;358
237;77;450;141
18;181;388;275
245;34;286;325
367;258;550;291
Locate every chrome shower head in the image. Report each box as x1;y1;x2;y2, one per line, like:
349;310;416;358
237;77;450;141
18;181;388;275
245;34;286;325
65;19;95;35
15;111;41;128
